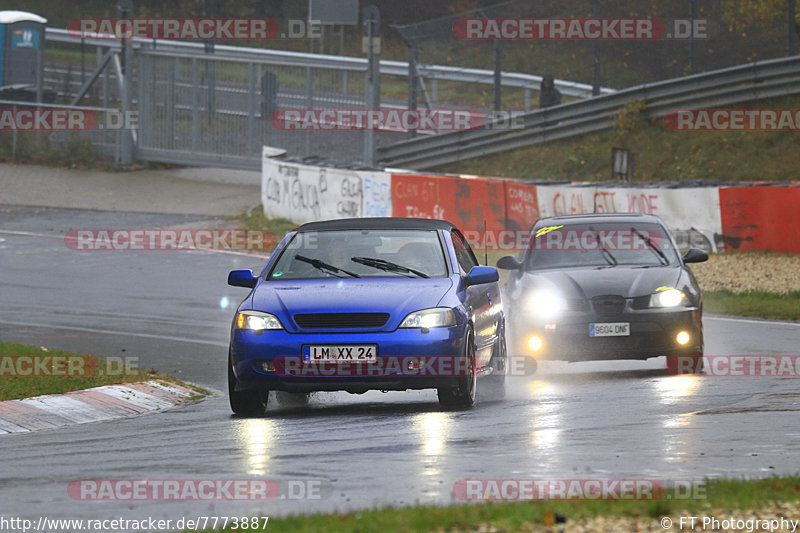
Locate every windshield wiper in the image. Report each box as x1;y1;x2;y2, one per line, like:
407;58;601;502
295;254;360;278
632;227;669;266
351;256;429;278
588;226;618;266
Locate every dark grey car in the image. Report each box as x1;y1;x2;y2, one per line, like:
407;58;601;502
497;213;707;371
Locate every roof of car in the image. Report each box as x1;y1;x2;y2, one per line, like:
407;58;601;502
296;217;458;232
536;213;663;226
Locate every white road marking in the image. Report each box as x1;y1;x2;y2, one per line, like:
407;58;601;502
705;315;800;327
0;319;228;346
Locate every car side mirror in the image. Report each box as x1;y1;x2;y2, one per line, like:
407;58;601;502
496;255;522;270
228;269;258;288
464;265;499;286
683;248;709;264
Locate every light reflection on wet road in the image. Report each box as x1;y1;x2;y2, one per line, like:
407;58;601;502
1;207;799;521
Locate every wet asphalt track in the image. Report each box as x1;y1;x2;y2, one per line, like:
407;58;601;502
1;206;799;523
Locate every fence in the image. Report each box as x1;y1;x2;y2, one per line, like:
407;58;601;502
21;28;800;171
41;27;610;169
378;55;800;169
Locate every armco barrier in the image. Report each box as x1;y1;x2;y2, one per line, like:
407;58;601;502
719;185;800;253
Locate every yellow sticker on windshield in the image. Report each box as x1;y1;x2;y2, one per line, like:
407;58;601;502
535;225;564;237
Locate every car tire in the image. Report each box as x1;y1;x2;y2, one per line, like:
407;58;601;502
438;328;477;409
275;391;311;407
483;322;507;401
228;353;269;415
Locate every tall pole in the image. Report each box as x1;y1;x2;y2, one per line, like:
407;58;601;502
591;0;601;96
407;41;418;138
788;0;797;56
363;5;381;166
493;39;501;111
689;0;697;72
118;0;133;164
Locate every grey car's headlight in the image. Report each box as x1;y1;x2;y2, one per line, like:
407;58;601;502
236;310;283;330
400;308;456;328
650;288;687;307
528;290;567;318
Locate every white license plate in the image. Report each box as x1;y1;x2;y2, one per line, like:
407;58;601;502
590;323;630;337
302;344;377;362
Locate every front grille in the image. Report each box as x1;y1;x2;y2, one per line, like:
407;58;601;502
591;295;626;318
294;313;389;329
566;299;587;312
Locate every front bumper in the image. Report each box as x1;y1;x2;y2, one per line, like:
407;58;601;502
230;325;469;393
509;306;703;362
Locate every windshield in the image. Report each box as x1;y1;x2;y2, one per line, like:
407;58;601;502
267;229;448;280
524;222;680;270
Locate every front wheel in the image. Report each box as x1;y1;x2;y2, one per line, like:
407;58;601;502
438;329;477;409
228;353;269;415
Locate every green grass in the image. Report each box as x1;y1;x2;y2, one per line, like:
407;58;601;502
437;95;800;182
207;476;800;532
234;208;297;237
703;290;800;322
0;342;205;401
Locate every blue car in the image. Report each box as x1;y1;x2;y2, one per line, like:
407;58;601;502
227;217;506;414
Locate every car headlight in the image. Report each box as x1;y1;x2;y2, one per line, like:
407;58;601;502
528;290;567;318
650;288;687;307
235;310;283;330
400;308;456;328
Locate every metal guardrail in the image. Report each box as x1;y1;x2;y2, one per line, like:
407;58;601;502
45;28;613;99
378;55;800;169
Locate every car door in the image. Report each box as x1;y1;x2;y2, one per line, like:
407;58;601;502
450;229;500;365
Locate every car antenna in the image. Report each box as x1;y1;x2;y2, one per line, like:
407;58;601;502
483;219;488;265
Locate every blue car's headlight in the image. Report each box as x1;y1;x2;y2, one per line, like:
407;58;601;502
399;308;456;328
236;310;283;330
650;288;687;307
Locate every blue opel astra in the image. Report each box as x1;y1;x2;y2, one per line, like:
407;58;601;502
227;217;506;414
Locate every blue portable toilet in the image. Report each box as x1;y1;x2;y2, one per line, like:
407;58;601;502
0;10;47;98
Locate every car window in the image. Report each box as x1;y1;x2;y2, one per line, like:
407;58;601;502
525;222;680;270
267;229;448;280
450;230;479;274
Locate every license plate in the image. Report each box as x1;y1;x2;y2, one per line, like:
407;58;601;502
590;322;630;337
302;345;377;362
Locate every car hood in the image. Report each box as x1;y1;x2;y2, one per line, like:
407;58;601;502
517;265;683;300
250;277;454;332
